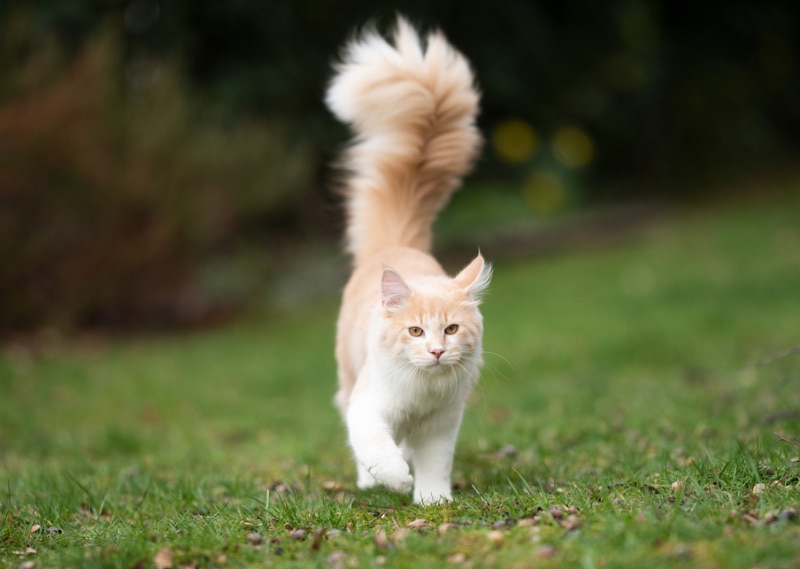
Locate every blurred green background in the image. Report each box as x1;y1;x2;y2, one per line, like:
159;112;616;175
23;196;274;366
1;0;798;333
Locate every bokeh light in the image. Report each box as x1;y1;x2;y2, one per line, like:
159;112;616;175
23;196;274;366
492;119;539;164
523;170;567;214
552;126;594;168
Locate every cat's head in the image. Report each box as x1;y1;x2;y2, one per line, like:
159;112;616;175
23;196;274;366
378;254;492;373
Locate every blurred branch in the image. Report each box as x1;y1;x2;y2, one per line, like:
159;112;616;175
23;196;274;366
774;433;800;449
743;346;800;370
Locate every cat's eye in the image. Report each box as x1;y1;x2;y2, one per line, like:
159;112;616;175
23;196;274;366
444;324;459;335
408;326;424;337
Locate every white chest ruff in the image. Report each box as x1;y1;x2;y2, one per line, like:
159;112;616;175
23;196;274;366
369;360;474;435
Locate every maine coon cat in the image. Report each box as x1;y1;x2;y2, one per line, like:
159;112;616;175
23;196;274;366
327;16;490;504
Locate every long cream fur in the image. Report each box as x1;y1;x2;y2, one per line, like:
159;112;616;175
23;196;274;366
327;17;482;265
327;16;490;504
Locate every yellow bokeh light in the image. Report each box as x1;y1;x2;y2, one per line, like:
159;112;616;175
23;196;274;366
523;171;567;214
552;126;594;168
492;119;539;164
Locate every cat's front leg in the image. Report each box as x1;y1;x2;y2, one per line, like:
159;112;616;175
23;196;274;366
408;413;463;504
356;461;377;489
364;452;413;494
346;396;413;494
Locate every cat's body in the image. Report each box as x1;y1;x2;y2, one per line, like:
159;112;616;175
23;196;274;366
327;17;490;504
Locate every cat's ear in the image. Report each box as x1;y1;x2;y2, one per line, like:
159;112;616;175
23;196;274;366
381;268;411;309
454;253;492;301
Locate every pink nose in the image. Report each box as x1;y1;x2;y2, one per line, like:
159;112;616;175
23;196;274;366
431;348;445;360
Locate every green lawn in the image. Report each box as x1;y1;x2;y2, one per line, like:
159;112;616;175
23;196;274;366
2;191;799;568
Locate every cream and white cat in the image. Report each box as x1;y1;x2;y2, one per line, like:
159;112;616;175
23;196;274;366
327;17;490;504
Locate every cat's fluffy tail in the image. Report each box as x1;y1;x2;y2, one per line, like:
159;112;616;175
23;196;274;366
326;17;481;266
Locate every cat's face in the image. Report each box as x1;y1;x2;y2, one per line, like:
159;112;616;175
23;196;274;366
385;293;483;372
379;254;491;373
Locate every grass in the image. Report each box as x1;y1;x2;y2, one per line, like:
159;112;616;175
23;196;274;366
2;189;800;568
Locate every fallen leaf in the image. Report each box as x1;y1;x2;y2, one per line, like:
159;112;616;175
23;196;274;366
535;544;557;558
495;517;510;528
741;513;760;526
289;528;306;540
374;530;391;551
494;444;518;459
560;514;580;531
326;551;347;569
448;552;467;563
487;530;504;544
153;547;173;569
407;518;428;529
392;528;410;543
310;527;326;551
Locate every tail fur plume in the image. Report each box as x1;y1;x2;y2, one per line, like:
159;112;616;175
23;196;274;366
326;17;481;266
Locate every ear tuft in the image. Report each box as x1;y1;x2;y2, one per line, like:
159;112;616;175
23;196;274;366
454;253;492;301
381;268;411;309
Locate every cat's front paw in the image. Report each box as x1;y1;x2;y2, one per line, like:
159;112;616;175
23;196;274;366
414;486;452;504
369;456;413;494
356;464;378;489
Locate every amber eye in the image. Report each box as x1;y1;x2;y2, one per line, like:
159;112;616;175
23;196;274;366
444;324;459;335
409;326;424;337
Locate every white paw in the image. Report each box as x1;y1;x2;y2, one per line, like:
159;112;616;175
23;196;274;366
414;487;452;505
357;467;378;489
369;456;413;494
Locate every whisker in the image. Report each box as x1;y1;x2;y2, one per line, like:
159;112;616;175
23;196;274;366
483;350;513;369
480;351;512;383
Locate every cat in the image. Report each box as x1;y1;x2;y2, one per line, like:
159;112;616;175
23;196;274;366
326;16;491;504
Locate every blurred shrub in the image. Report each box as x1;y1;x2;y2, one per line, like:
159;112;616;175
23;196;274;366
0;27;312;332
